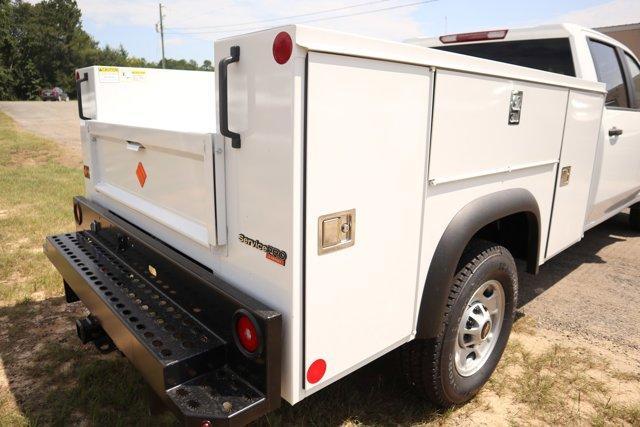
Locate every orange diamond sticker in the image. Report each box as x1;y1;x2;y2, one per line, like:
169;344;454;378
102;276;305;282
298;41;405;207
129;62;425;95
136;162;147;187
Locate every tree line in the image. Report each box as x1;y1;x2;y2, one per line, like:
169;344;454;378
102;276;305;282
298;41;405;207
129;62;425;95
0;0;213;100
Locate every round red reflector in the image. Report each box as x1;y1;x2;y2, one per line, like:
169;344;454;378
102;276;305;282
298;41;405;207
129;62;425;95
201;421;212;427
272;32;293;64
306;359;327;384
235;314;259;353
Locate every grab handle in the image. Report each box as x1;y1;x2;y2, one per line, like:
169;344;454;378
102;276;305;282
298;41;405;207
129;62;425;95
76;72;91;120
218;46;241;149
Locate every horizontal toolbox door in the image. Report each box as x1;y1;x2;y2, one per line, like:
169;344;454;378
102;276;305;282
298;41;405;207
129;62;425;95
86;121;224;247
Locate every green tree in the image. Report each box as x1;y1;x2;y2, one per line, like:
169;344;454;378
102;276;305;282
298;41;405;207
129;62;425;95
0;0;210;100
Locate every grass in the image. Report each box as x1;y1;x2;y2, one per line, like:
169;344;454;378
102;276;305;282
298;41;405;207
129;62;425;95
0;111;638;426
0;112;82;304
485;317;640;426
0;111;177;425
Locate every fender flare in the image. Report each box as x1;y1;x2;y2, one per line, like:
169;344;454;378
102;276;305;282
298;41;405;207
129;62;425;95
415;188;541;339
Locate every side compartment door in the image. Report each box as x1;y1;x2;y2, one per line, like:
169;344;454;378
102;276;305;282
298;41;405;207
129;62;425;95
304;53;431;389
546;90;604;258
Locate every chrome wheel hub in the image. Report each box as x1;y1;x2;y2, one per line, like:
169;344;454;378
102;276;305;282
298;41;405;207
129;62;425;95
454;279;505;377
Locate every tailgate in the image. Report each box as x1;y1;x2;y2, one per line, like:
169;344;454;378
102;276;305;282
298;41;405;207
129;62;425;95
85;120;226;247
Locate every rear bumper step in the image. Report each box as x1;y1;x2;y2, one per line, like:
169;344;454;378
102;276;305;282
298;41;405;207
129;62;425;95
44;197;281;426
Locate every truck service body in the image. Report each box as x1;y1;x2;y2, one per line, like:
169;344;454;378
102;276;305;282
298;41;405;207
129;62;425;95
43;23;640;425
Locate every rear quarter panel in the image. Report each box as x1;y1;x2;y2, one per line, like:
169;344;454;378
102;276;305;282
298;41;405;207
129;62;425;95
415;70;568;323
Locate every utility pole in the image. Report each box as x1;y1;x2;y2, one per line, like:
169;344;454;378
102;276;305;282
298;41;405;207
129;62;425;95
158;3;166;69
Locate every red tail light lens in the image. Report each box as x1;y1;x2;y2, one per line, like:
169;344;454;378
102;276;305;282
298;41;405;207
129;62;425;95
75;71;80;80
233;311;261;355
273;31;293;64
439;29;508;44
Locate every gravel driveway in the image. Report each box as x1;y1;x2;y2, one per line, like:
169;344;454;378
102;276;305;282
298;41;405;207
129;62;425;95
2;101;639;369
0;101;80;149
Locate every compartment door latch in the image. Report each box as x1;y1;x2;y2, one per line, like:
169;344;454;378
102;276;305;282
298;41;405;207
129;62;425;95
318;209;355;255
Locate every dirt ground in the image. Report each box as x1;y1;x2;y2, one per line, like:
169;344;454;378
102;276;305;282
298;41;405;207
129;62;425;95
0;102;638;425
0;101;80;149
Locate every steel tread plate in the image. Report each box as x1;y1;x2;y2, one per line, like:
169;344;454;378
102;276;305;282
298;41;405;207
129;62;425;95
48;232;224;364
167;366;265;420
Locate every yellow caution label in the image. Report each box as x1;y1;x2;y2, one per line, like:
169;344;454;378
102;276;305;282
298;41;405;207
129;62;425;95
98;66;119;73
98;66;119;83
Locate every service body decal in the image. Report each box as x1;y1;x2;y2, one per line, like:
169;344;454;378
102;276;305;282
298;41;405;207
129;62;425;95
239;234;287;266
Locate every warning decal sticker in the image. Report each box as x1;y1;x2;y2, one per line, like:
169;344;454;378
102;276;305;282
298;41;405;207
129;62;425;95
98;66;119;83
121;69;147;82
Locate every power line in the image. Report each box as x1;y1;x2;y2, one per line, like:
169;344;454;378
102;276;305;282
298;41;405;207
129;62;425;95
168;0;395;31
166;0;437;35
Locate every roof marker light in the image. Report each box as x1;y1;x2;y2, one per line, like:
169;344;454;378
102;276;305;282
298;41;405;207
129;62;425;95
273;31;293;64
439;29;508;44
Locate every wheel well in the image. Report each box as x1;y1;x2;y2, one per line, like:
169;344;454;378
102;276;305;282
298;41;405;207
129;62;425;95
415;189;541;339
469;212;539;274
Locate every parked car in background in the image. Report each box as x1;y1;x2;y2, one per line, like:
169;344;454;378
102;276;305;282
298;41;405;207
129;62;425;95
40;87;69;101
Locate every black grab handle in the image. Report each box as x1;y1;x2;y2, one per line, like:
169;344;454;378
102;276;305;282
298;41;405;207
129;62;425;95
218;46;241;149
76;72;91;120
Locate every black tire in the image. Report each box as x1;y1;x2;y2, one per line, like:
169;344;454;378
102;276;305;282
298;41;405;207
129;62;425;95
402;239;518;407
630;206;640;231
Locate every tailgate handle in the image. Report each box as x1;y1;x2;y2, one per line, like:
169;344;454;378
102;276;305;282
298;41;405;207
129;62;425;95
76;72;91;121
126;141;145;151
218;45;241;149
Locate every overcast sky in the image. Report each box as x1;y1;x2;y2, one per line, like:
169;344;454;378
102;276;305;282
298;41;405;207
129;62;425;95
73;0;640;63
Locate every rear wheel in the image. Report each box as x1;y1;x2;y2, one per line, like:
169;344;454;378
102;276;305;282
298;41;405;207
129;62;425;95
403;240;518;406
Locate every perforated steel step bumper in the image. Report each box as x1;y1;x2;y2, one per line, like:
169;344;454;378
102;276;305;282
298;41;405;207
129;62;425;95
44;197;282;426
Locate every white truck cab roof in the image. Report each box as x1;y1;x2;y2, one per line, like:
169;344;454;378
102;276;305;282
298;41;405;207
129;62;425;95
405;23;640;81
407;23;627;52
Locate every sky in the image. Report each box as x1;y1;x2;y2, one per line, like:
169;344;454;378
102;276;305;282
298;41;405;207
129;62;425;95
72;0;640;64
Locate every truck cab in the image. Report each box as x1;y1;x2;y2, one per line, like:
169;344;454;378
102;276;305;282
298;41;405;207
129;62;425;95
408;23;640;231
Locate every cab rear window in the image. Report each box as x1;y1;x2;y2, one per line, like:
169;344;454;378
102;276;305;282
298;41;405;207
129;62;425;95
435;38;576;76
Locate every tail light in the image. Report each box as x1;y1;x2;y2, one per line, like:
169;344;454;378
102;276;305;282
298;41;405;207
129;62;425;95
439;29;508;44
233;310;262;356
272;31;293;64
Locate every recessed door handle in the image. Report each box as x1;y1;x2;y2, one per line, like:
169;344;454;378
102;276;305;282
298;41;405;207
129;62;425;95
609;127;623;137
126;141;145;151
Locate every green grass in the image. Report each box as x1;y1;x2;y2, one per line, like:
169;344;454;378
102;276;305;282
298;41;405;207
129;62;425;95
0;112;83;304
0;112;177;425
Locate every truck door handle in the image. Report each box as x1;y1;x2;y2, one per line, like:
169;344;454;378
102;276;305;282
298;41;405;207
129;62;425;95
218;45;241;149
609;127;623;137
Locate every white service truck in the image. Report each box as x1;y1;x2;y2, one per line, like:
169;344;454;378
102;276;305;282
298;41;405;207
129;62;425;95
44;23;640;425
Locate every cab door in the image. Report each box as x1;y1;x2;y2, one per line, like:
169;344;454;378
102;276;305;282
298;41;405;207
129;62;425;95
586;39;640;226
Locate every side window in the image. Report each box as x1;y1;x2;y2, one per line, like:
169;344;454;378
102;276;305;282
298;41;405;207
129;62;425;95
588;39;629;108
624;53;640;108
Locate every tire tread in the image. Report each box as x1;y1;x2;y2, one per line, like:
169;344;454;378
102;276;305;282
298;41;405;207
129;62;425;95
402;239;515;406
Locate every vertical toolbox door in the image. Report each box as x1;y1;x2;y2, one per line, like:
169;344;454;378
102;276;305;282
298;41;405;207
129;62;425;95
304;52;431;390
546;91;604;258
